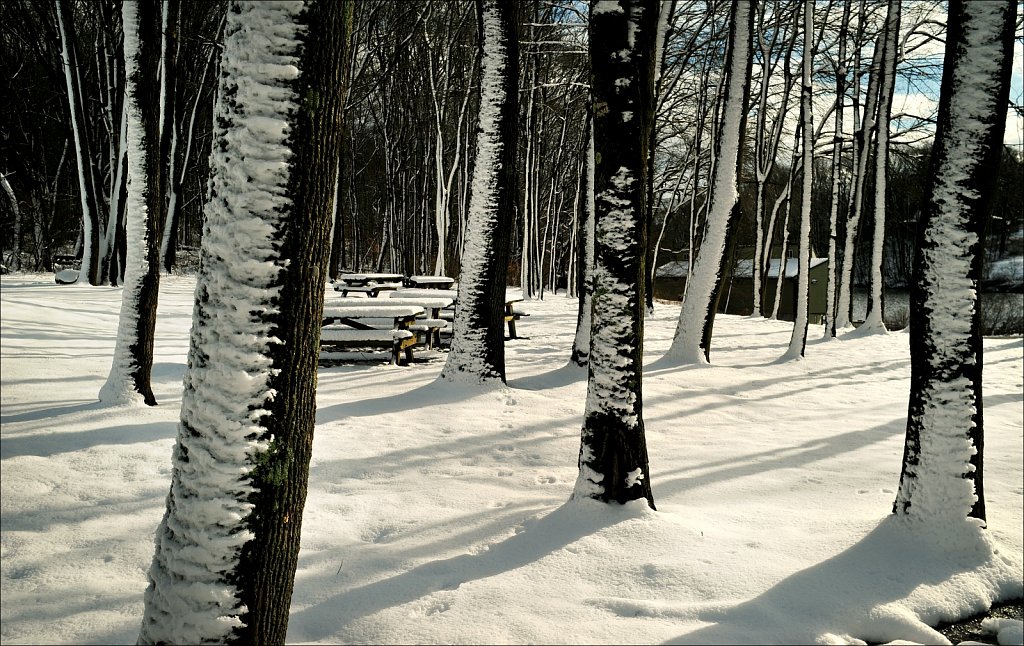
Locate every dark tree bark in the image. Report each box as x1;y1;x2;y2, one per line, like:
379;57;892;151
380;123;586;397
237;2;350;639
327;0;355;282
893;0;1016;527
158;0;180;273
138;1;351;642
440;0;519;384
55;0;103;285
665;0;754;364
570;110;594;367
572;0;659;509
98;0;164;406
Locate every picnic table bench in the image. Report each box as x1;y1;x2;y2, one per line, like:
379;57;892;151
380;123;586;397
390;288;528;340
404;275;456;289
321;304;424;365
504;291;528;340
330;296;454;349
335;273;406;297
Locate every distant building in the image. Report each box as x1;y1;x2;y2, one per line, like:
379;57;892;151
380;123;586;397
654;253;830;323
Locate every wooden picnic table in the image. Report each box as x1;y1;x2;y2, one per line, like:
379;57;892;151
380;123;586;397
321;304;425;364
391;288;528;340
405;275;456;289
504;291;526;340
330;296;454;348
335;273;406;297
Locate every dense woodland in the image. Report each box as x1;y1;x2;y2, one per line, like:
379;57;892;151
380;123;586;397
0;1;1020;643
2;0;1021;294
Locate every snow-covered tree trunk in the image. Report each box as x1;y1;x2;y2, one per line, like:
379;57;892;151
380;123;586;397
571;115;596;367
751;2;798;318
664;0;753;364
2;173;20;270
781;0;814;360
55;0;102;285
823;0;850;339
859;0;899;334
139;1;350;641
834;29;884;331
893;0;1015;529
99;0;164;407
573;0;659;509
440;0;519;384
157;0;181;274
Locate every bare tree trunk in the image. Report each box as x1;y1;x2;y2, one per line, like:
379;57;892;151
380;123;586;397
781;0;815;360
56;0;102;285
894;0;1015;529
139;1;352;642
99;0;163;406
573;0;660;509
570;112;595;367
441;0;519;384
859;0;900;334
824;0;850;338
834;22;884;330
665;0;754;364
2;173;20;270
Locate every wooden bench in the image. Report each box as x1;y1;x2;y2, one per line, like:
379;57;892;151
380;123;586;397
321;304;424;365
504;292;527;340
331;296;454;349
335;273;406;297
335;282;403;297
389;288;528;341
405;275;455;289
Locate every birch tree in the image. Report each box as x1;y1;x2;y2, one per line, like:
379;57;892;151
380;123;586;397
893;0;1015;529
440;0;519;384
139;1;350;641
663;0;753;364
573;0;660;509
98;0;164;406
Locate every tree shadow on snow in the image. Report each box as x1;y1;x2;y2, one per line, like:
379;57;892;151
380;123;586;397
0;420;176;460
289;500;638;641
665;516;1017;645
508;361;588;391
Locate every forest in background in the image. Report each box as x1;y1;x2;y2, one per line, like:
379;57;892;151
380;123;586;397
2;0;1021;294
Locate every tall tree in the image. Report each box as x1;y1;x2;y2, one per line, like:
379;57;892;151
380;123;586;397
138;1;350;642
834;11;884;331
893;0;1015;527
663;0;754;364
859;0;900;334
572;0;660;509
570;114;595;367
55;0;102;284
440;0;519;384
98;0;164;406
823;0;850;339
780;0;814;360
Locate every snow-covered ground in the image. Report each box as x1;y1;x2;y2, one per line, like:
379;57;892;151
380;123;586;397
1;273;1021;645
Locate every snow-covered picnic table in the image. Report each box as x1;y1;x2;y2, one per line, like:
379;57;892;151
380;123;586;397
388;288;529;340
329;296;454;349
334;273;406;297
405;275;456;289
321;304;425;365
